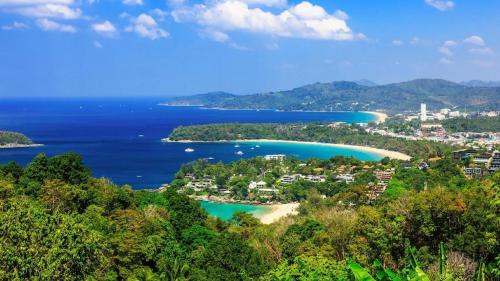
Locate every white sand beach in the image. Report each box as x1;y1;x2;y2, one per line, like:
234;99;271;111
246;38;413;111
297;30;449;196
166;138;411;161
363;111;388;124
256;203;300;224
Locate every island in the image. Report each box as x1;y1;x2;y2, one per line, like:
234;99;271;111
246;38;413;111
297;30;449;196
0;131;41;149
165;122;453;159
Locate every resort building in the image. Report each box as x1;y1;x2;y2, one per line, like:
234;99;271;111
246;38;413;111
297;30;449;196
375;169;394;182
264;154;287;161
304;175;326;183
248;181;267;190
335;173;354;183
463;167;482;178
420;103;427;122
280;174;301;184
488;151;500;172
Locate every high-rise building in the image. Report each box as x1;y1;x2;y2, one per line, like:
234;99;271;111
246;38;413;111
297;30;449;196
420;103;427;122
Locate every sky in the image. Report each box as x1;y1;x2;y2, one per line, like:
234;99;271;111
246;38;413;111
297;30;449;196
0;0;499;97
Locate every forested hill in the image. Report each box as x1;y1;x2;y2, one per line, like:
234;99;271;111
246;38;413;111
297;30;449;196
163;79;500;113
0;131;33;146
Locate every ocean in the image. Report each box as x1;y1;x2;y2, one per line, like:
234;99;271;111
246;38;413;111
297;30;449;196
0;97;379;189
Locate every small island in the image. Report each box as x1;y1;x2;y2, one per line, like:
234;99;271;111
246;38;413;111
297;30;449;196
0;131;41;149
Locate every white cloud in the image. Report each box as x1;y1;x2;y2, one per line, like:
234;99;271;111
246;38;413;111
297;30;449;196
463;35;485;46
468;47;493;55
122;0;143;5
125;13;169;40
439;46;453;57
425;0;454;11
149;8;168;21
392;39;404;46
172;0;363;41
93;40;102;48
439;57;452;64
1;21;28;30
443;40;457;47
200;29;230;42
410;36;420;45
36;18;76;32
0;0;82;19
92;20;118;38
239;0;287;7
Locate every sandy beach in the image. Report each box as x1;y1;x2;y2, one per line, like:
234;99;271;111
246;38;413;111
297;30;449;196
256;202;300;224
165;138;411;161
363;111;388;124
0;143;43;149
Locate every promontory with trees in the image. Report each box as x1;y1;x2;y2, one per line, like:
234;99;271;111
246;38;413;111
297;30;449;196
167;122;453;159
0;151;498;280
0;131;38;148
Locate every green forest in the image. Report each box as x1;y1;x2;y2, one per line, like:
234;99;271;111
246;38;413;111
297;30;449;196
442;116;500;133
0;131;33;146
0;153;498;280
168;123;452;159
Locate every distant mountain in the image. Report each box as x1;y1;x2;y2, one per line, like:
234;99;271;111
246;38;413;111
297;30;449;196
354;79;378;87
163;79;500;113
460;80;500;88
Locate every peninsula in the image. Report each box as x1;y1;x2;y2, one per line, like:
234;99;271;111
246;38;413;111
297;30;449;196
0;131;41;149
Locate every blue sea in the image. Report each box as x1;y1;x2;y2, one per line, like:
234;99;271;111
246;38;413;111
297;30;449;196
0;97;379;189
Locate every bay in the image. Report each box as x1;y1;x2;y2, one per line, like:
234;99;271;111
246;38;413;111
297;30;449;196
0;97;379;188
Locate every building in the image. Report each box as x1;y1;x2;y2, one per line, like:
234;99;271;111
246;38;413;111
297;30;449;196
280;174;301;184
186;179;217;191
488;151;500;172
420;103;427;122
463;167;482;178
452;149;478;162
335;173;354;183
264;154;287;161
304;175;326;183
248;181;267;190
375;169;393;182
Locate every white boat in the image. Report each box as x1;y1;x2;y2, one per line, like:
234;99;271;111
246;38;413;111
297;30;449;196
255;145;260;148
138;134;144;137
236;151;244;155
185;148;195;152
234;144;240;148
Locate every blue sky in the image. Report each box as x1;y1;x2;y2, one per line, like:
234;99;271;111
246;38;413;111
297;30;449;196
0;0;499;97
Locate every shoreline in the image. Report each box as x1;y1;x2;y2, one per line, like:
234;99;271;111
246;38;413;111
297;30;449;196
195;196;299;224
0;143;43;149
160;105;386;123
362;111;388;124
256;202;300;224
163;138;411;160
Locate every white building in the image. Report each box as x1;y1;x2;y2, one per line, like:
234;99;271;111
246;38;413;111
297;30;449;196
248;181;267;190
420;103;427;122
335;173;354;183
264;154;287;161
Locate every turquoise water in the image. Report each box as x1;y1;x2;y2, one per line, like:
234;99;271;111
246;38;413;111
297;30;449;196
199;200;270;220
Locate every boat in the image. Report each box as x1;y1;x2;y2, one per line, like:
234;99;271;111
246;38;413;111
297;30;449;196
185;148;195;152
236;151;244;155
234;144;240;148
255;145;260;148
138;134;144;137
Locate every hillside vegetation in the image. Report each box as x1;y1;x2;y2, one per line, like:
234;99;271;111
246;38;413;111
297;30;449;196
442;116;500;132
168;123;453;159
0;153;498;280
164;79;500;113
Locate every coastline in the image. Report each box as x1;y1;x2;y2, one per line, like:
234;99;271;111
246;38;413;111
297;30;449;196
256;202;300;224
363;111;388;124
164;138;411;161
195;196;300;224
160;105;385;123
0;143;43;149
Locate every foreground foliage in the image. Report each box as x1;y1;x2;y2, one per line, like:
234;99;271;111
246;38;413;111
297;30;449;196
0;153;498;280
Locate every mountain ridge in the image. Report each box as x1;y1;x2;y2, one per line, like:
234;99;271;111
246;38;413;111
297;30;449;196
164;79;500;113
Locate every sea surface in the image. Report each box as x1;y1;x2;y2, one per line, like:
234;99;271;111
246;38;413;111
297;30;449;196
0;97;379;189
199;201;270;221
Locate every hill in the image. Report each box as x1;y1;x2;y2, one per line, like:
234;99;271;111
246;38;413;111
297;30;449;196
163;79;500;113
460;80;500;88
0;131;34;146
